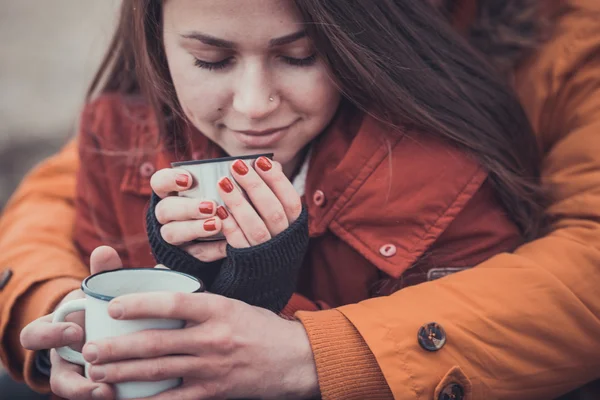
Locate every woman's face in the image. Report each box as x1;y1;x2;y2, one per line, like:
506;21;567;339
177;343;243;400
162;0;341;172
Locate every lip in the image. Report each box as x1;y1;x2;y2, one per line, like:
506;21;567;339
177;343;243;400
231;121;296;147
234;126;289;136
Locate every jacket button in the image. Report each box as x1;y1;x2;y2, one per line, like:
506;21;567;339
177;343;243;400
313;190;326;207
0;269;13;290
418;322;446;351
379;244;397;257
438;383;464;400
139;161;155;178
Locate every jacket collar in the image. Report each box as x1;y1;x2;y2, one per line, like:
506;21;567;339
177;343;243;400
304;106;487;277
304;105;403;237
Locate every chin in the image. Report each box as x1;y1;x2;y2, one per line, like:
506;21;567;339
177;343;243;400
269;149;292;163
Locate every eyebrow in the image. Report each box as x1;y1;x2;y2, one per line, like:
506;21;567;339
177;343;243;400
181;30;307;49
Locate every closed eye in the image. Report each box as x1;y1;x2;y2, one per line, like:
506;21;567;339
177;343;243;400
194;57;233;71
193;54;317;71
281;54;317;67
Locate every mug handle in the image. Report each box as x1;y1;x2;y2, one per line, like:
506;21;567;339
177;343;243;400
52;298;87;366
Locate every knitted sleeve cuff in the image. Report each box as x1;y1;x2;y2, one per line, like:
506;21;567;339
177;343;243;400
280;293;322;319
146;192;222;287
296;309;393;400
210;206;309;313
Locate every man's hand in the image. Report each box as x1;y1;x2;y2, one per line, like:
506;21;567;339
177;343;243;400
81;291;320;400
20;246;122;400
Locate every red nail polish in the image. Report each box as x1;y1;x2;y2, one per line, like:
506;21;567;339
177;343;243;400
175;174;189;188
256;157;272;172
199;202;214;215
216;206;229;220
232;160;249;175
219;177;234;193
204;219;217;231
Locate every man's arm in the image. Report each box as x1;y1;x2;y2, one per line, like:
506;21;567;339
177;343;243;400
0;139;89;392
297;3;600;399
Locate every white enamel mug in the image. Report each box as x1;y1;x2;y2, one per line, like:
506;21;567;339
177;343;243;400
52;268;203;400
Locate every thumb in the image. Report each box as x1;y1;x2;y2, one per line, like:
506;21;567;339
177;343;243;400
90;246;123;275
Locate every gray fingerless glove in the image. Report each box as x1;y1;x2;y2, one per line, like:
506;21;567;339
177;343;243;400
146;192;309;313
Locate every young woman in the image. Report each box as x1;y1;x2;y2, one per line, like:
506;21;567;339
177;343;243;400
64;0;544;398
6;0;600;399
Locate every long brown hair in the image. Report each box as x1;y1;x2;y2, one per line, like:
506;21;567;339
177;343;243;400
462;0;555;75
87;0;545;240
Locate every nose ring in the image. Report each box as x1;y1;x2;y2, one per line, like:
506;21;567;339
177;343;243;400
269;96;274;102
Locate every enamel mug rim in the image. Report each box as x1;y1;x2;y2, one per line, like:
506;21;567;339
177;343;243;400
81;268;204;302
171;152;274;168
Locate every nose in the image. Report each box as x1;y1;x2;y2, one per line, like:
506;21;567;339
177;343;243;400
232;62;279;120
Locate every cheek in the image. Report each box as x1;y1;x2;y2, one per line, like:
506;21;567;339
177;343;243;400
164;45;226;124
174;79;222;124
283;66;340;117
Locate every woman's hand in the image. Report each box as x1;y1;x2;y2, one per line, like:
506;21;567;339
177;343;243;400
20;246;120;400
150;156;302;260
150;168;225;262
81;291;320;400
149;156;308;312
216;156;303;248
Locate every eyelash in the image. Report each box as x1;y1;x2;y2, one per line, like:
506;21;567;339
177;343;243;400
193;54;317;71
194;57;231;71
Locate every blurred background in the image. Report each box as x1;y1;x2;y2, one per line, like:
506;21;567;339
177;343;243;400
0;0;120;208
0;0;119;396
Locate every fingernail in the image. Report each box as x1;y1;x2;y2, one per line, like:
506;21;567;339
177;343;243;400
175;174;189;188
204;218;217;231
218;177;234;193
89;366;106;382
83;344;98;363
199;201;214;214
63;327;80;343
108;302;123;319
232;159;249;175
256;157;272;172
92;387;105;400
216;206;229;220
